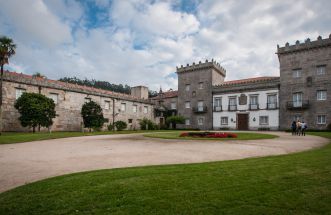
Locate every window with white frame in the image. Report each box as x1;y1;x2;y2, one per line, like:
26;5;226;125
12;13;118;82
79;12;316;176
133;105;137;113
267;94;277;109
316;65;326;75
197;101;204;111
214;97;222;111
317;115;326;124
104;101;110;110
228;97;237;111
15;88;26;99
198;82;203;89
185;101;190;108
144;106;148;114
85;97;91;103
249;95;259;110
292;92;303;107
221;117;228;125
185;119;190;125
259;116;269;125
292;69;302;78
198;117;204;125
49;93;58;104
121;103;126;112
171;102;176;110
317;90;327;100
185;84;190;91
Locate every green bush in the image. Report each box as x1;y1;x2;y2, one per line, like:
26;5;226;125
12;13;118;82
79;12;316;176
327;123;331;131
107;123;114;131
166;115;185;129
139;118;158;130
114;121;127;131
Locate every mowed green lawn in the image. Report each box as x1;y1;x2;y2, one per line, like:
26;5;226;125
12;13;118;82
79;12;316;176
144;131;277;140
0;132;330;214
0;130;169;144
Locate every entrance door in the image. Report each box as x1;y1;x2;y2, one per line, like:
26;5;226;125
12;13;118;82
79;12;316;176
160;117;164;126
237;114;249;130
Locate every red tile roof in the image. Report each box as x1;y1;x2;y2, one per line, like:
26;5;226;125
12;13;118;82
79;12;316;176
220;76;280;86
3;71;151;103
151;90;178;100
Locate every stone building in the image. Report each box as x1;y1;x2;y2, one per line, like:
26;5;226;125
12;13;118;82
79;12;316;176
176;60;226;130
277;35;331;130
2;71;154;131
213;77;280;130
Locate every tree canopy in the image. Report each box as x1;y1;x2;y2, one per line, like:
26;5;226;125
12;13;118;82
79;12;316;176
14;92;56;132
81;101;105;131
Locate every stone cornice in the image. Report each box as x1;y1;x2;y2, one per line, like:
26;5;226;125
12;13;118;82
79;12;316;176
213;79;280;94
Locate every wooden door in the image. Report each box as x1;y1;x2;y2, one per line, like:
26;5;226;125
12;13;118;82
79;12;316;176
237;114;249;130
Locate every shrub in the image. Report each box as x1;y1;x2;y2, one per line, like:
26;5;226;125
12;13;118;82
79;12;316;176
139;118;158;130
166;115;185;129
14;92;56;132
107;123;114;131
114;120;127;131
327;123;331;131
81;101;105;131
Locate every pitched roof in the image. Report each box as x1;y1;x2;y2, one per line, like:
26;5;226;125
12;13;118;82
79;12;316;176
3;71;152;103
151;90;178;100
219;76;280;86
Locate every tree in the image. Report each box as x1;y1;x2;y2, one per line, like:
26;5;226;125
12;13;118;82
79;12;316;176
166;115;185;129
14;93;56;133
0;36;16;135
81;101;105;131
139;118;157;130
114;120;127;131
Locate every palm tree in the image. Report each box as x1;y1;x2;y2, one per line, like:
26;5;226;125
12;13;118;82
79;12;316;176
0;36;16;135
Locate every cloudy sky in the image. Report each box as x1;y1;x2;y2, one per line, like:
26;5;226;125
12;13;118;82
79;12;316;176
0;0;330;91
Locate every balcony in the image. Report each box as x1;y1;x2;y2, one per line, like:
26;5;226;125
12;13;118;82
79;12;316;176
267;102;278;110
228;105;237;111
287;100;309;110
193;106;208;113
249;104;259;110
213;106;222;112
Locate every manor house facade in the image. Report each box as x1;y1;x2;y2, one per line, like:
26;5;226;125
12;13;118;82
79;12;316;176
2;34;331;131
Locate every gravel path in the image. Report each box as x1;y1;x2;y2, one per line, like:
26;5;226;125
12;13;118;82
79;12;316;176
0;131;328;193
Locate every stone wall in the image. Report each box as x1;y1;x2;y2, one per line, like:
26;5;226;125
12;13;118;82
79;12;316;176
278;35;331;130
2;72;154;132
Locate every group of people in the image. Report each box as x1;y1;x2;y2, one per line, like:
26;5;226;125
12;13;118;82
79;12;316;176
291;120;308;136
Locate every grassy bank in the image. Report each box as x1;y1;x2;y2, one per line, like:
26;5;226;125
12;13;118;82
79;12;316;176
0;132;329;214
144;131;278;140
0;130;168;144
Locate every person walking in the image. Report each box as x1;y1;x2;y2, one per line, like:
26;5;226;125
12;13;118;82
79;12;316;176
301;121;307;136
296;120;302;136
291;121;297;135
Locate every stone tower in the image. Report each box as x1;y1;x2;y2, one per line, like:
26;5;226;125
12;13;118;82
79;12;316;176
277;34;331;130
131;86;149;99
176;59;226;130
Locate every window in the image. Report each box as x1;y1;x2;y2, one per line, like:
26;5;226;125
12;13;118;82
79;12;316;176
259;116;269;125
292;69;302;78
85;97;91;103
128;119;133;124
317;90;327;100
185;119;190;125
317;115;326;124
267;94;277;109
197;101;204;111
15;88;26;99
49;93;58;104
132;105;137;113
228;97;237;111
198;117;204;125
104;101;110;110
214;97;222;111
198;82;203;89
317;65;326;75
221;117;228;125
171;102;176;110
121;103;126;112
292;92;303;107
144;106;148;114
185;101;190;108
185;84;190;91
249;95;259;110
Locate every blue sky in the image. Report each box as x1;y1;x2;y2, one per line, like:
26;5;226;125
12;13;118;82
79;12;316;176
0;0;330;91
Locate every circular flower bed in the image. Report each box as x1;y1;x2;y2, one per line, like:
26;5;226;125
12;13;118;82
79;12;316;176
179;132;238;138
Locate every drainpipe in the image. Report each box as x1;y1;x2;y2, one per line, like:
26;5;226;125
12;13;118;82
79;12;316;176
112;98;115;131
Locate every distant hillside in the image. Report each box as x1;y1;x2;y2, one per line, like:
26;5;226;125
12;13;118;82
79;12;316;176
59;77;158;97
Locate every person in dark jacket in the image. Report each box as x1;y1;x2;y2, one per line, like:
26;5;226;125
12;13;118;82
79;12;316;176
291;121;297;135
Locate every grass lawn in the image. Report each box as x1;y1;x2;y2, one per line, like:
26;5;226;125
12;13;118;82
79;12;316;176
144;131;278;140
0;132;329;214
0;130;169;144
